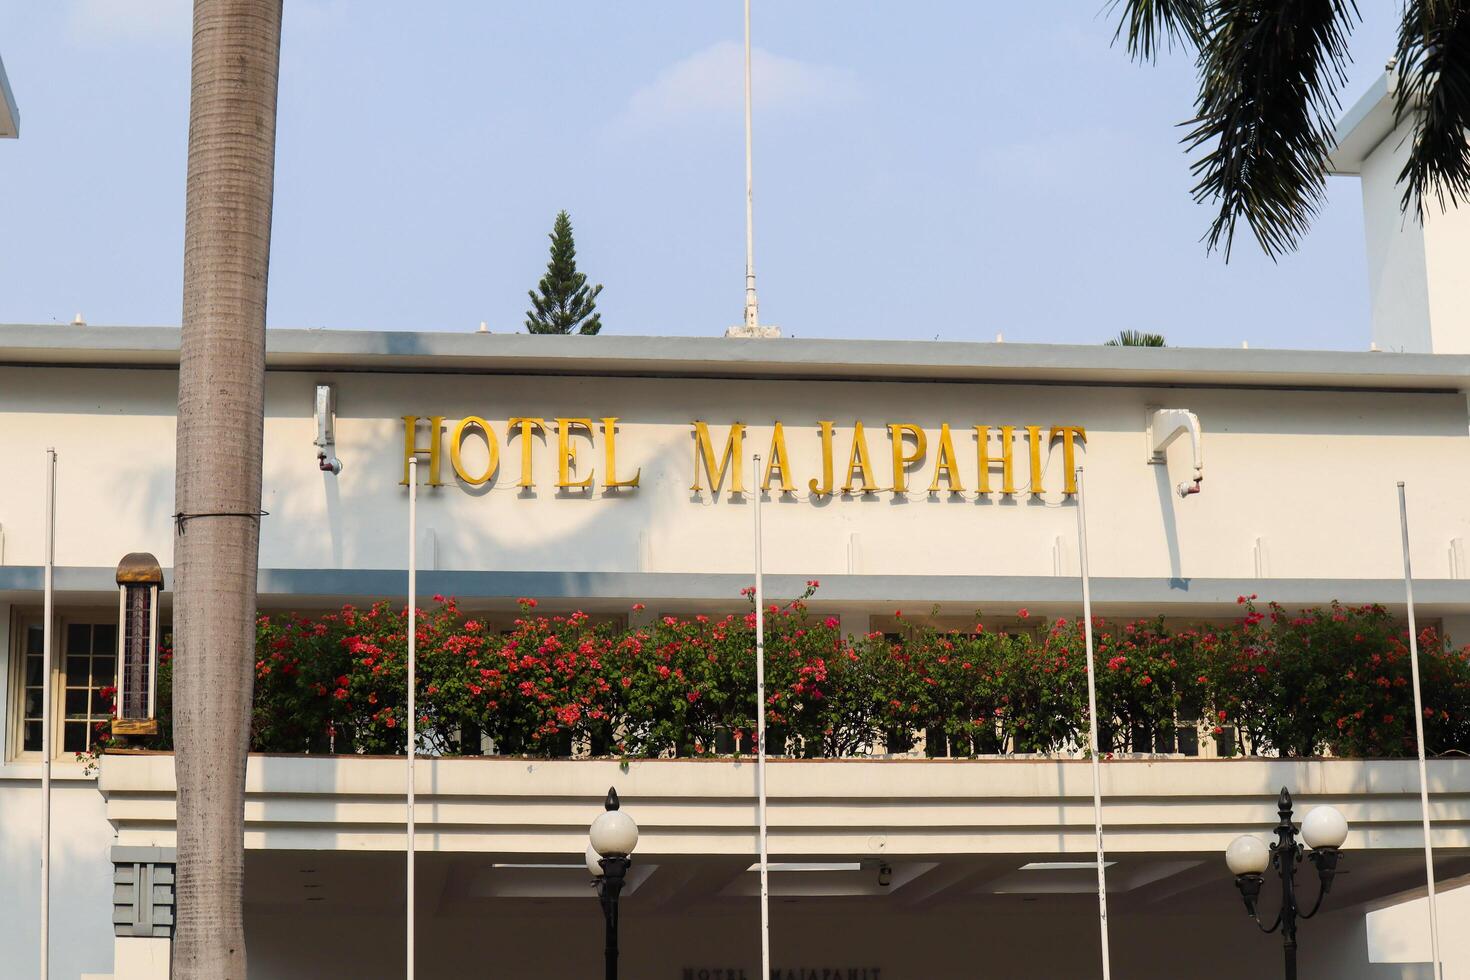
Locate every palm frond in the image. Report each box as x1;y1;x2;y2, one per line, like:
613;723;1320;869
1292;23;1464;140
1108;0;1208;61
1185;0;1361;259
1395;1;1470;216
1104;330;1168;346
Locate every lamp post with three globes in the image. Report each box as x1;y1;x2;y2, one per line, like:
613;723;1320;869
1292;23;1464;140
1225;787;1349;980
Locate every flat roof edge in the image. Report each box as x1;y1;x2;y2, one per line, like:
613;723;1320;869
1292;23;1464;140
1;324;1467;390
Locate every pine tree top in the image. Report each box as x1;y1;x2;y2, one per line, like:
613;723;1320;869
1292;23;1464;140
526;210;603;335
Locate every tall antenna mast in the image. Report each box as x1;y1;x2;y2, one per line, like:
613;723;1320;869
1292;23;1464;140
728;0;779;338
743;0;758;330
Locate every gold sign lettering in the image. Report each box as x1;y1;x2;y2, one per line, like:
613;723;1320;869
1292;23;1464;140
842;421;879;494
808;420;836;496
928;423;964;493
691;421;745;495
1049;425;1087;494
1025;425;1045;495
506;417;545;488
401;415;445;486
976;424;1016;495
888;423;927;493
600;417;640;489
555;418;595;490
763;422;795;494
449;416;498;486
400;415;1088;499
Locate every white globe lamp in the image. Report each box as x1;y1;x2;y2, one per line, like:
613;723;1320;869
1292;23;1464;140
1226;834;1270;876
590;790;639;859
1301;806;1348;850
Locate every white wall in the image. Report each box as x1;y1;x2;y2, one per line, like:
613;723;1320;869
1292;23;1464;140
0;367;1467;586
0;777;118;978
1368;884;1470;979
1360;116;1470;355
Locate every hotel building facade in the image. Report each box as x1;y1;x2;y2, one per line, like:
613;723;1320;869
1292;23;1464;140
1;77;1470;979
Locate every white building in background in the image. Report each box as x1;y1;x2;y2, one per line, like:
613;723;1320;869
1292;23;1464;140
0;74;1469;979
0;52;19;140
1330;72;1470;356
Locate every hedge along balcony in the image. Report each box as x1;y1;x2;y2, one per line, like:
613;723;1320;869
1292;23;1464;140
98;590;1470;763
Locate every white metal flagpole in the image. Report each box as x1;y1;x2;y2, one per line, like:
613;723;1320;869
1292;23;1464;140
40;447;55;980
752;453;771;979
1075;466;1112;980
406;456;417;980
1396;481;1442;979
742;0;760;330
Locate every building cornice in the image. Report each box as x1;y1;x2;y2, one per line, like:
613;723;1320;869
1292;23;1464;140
1;324;1468;392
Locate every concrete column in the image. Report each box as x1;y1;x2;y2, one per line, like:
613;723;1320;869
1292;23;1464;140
110;847;174;980
112;937;171;980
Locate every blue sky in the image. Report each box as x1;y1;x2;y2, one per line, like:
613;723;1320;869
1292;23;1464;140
0;2;1401;348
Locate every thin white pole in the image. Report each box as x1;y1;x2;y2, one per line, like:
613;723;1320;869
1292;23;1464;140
40;448;55;980
1075;466;1112;980
406;456;417;980
742;0;760;330
752;453;771;979
1396;482;1442;979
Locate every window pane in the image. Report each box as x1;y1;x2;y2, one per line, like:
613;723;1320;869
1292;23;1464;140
65;689;90;719
28;621;128;756
26;625;43;655
66;656;91;684
63;723;86;753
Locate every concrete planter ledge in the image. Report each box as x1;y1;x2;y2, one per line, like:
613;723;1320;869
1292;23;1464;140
97;753;1470;857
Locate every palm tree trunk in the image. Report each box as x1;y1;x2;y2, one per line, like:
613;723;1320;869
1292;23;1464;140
172;1;281;976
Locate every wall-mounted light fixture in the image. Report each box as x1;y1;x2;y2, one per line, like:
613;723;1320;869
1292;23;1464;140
113;552;163;737
1146;406;1204;497
315;384;342;474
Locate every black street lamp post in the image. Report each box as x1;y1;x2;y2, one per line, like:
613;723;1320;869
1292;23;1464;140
1226;787;1349;980
588;787;639;980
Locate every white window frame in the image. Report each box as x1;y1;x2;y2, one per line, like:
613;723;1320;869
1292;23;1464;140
6;606;122;763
